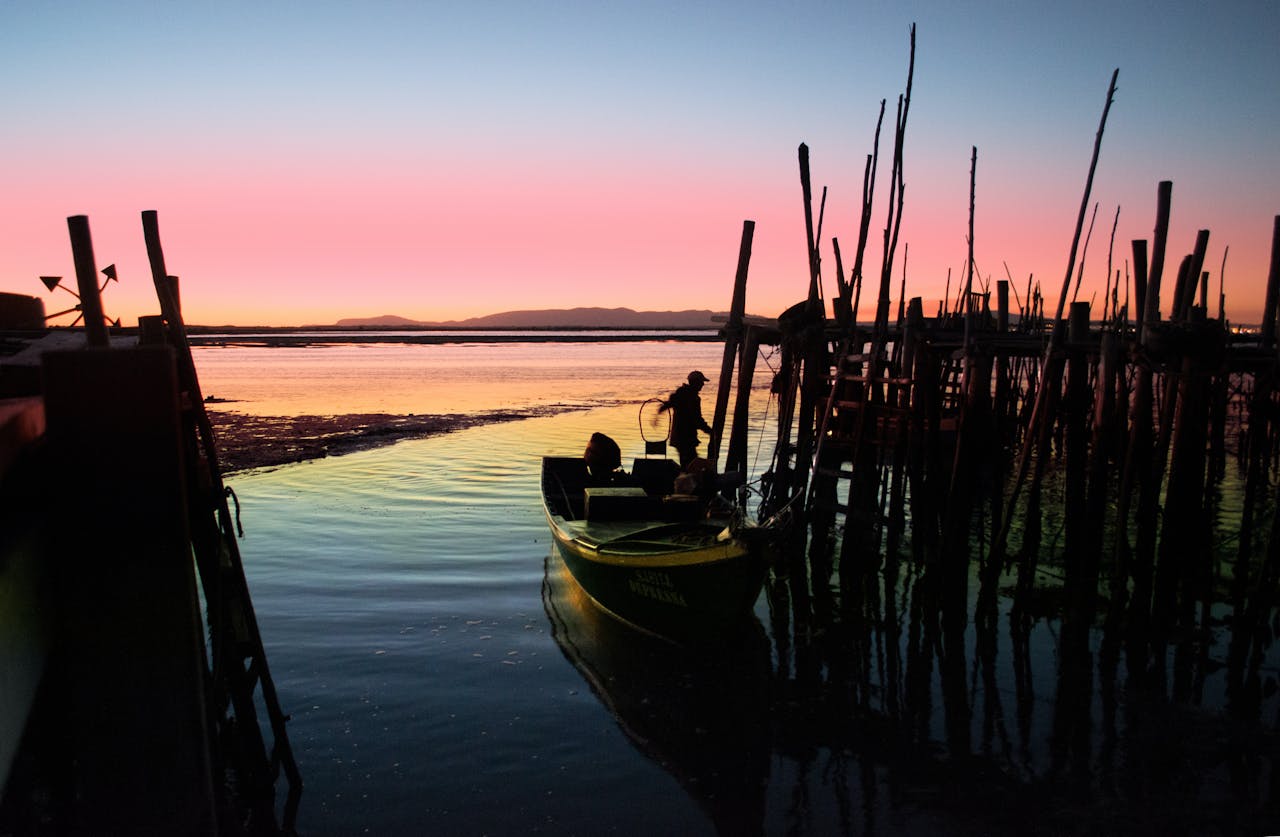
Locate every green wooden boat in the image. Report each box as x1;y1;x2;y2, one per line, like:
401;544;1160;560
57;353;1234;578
541;454;770;642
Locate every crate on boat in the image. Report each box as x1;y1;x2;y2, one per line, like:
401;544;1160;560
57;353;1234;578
584;486;661;522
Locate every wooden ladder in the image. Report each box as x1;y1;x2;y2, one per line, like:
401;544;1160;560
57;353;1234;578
808;342;911;523
143;211;302;835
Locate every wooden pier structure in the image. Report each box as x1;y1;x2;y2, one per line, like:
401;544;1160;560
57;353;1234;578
701;194;1280;829
705;50;1280;706
0;213;300;835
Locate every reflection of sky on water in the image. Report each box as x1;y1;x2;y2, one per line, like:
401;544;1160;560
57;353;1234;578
237;405;732;834
193;339;739;416
213;341;1280;835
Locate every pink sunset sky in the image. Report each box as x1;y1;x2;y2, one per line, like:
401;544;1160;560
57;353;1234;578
1;2;1277;327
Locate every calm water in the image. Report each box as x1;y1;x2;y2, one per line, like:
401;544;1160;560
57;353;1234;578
197;338;1280;836
193;336;731;416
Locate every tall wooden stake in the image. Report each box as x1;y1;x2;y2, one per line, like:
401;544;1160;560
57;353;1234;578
67;215;109;347
874;24;915;343
1263;216;1280;348
997;68;1119;556
710;220;754;469
799;144;822;314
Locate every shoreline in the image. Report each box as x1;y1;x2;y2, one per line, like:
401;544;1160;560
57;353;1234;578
189;331;723;348
208;405;590;474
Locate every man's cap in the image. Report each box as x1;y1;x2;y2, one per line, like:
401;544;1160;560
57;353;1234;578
689;370;710;384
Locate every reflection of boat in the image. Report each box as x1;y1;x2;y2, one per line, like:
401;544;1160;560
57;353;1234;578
542;553;772;836
540;454;770;642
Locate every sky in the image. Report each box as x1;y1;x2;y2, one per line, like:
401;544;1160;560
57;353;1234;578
1;1;1277;327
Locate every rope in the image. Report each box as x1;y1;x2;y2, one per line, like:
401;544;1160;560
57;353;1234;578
752;390;776;476
556;473;576;521
224;486;245;538
748;341;778;477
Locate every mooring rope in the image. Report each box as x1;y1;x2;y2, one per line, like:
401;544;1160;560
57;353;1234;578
224;486;245;538
750;342;781;478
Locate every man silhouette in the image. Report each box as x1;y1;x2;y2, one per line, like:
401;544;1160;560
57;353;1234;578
661;370;714;467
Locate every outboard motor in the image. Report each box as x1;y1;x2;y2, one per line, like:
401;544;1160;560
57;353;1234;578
584;432;622;480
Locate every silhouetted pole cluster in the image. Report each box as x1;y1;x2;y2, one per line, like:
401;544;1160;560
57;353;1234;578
700;35;1280;728
690;29;1280;824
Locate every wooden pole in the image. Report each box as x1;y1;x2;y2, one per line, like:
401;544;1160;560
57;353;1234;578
1103;205;1120;322
1064;302;1091;590
1170;255;1193;324
1177;229;1210;320
997;69;1119;555
851;102;886;328
1087;329;1118;599
140;209;303;827
725;327;760;478
1070;202;1100;304
1131;240;1149;331
799;144;822;314
709;220;754;469
1153;342;1212;638
963;146;977;348
1054;72;1118;331
832;237;849;330
1126;183;1175;629
875;24;915;343
66;215;109;347
875;93;906;341
1142;182;1174;338
997;280;1009;333
1263;216;1280;349
1217;246;1228;323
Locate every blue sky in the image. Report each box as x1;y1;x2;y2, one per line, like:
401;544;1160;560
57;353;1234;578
1;1;1276;324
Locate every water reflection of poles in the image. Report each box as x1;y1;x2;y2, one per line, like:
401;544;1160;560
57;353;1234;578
974;493;1014;766
1009;590;1036;771
1051;579;1094;784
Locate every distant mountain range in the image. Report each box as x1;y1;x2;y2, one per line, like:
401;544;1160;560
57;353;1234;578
333;307;729;329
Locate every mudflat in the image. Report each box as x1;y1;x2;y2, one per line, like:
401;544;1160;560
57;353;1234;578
208;406;578;473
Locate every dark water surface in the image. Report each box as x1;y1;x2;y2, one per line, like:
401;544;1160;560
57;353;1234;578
204;340;1280;835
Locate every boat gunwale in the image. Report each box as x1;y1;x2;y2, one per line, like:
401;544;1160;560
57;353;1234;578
543;506;750;567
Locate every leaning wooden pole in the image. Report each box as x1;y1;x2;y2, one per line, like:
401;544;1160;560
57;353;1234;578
1263;216;1280;349
850;101;887;330
67;215;110;348
832;237;850;329
141;209;303;829
1128;182;1174;627
1176;230;1210;321
874;24;915;344
799;144;822;313
962;146;977;349
1048;70;1119;342
709;220;754;469
1103;205;1121;322
997;68;1119;556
